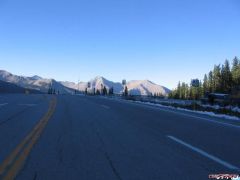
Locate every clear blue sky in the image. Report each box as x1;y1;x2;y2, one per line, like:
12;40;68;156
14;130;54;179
0;0;239;89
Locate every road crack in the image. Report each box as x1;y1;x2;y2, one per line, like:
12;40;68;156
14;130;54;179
94;125;122;180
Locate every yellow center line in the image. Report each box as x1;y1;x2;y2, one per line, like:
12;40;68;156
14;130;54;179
0;96;57;180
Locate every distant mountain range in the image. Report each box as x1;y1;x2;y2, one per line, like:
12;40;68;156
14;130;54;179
0;70;74;94
0;70;171;96
61;76;171;96
0;80;41;94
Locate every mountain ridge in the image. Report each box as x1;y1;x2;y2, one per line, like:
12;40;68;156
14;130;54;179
0;70;75;94
0;70;171;96
0;80;41;94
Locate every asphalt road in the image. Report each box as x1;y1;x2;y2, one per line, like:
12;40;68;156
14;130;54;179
0;94;239;180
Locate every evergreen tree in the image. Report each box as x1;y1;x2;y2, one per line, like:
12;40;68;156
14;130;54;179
168;91;173;99
221;59;232;93
124;86;128;96
208;71;213;93
181;82;187;99
185;84;190;99
49;88;53;94
232;56;240;87
101;84;103;94
203;74;208;95
176;81;181;99
109;87;114;95
199;81;204;98
169;56;240;101
96;89;100;95
103;86;107;95
213;65;221;92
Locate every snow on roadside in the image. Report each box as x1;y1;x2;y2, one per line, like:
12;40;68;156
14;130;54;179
154;99;195;105
226;106;240;113
201;104;221;110
132;101;240;121
176;107;240;121
201;104;240;113
96;95;240;121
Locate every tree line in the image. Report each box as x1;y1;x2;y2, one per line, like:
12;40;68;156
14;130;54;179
168;57;240;100
83;85;129;96
48;87;59;94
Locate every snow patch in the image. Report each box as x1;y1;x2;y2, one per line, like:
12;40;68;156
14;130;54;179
131;101;240;121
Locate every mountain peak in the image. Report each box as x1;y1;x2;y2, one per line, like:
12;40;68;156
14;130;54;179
93;76;106;81
0;70;12;76
31;75;42;80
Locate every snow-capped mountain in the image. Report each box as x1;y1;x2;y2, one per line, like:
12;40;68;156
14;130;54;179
0;80;41;94
59;81;78;90
127;80;170;96
30;75;42;80
73;77;170;96
0;70;75;94
87;76;123;93
60;76;123;93
0;70;171;96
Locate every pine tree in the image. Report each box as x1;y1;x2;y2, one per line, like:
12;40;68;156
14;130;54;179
103;86;107;95
49;88;53;94
177;81;181;99
189;85;194;99
96;89;100;95
232;56;240;88
213;65;221;92
109;87;114;95
101;84;103;95
181;82;187;99
124;86;128;96
221;59;232;93
185;84;189;99
208;71;213;93
199;81;204;98
203;74;208;95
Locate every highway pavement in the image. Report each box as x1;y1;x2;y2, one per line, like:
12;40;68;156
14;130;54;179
0;94;239;180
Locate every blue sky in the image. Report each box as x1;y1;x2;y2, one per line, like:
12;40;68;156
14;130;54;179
0;0;239;89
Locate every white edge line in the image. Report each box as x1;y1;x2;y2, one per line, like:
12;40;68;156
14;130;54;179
98;97;240;129
111;98;240;129
159;106;240;129
167;135;240;171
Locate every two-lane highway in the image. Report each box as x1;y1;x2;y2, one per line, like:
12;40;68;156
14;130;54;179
0;94;239;180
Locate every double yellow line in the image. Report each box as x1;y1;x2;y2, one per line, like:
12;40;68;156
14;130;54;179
0;96;57;180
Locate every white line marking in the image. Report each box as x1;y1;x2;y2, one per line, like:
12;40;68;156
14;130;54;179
99;97;240;128
167;135;240;170
157;106;240;129
18;104;37;106
0;103;8;106
116;99;240;129
101;105;110;109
